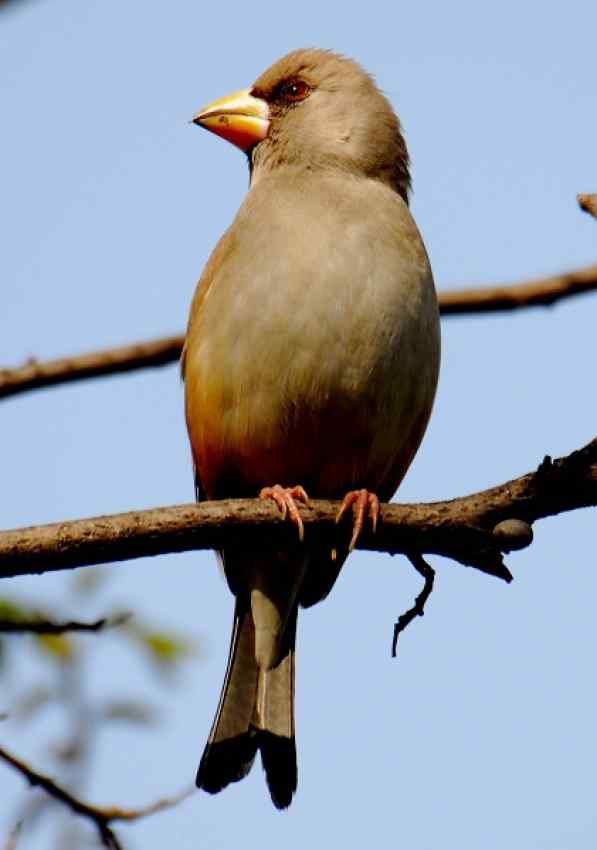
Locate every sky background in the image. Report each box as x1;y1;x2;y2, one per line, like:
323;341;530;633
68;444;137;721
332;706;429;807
1;0;596;848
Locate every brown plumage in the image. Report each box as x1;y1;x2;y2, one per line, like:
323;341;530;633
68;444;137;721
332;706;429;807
183;48;440;808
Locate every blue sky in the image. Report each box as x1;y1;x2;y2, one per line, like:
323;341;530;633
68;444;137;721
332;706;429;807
1;1;596;848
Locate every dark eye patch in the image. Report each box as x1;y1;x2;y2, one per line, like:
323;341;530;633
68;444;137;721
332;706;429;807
252;78;311;107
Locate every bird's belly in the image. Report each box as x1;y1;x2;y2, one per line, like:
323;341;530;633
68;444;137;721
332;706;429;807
185;282;437;500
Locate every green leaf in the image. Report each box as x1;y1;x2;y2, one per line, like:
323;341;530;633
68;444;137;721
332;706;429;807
0;599;31;622
140;631;192;665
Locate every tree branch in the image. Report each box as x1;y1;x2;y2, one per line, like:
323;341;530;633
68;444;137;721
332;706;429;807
0;744;192;850
0;439;594;583
2;264;596;401
0;335;183;401
436;263;597;315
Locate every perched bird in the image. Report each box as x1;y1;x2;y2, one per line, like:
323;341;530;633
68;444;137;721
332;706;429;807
182;48;440;809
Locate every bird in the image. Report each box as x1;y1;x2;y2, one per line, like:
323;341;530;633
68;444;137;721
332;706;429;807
182;48;440;809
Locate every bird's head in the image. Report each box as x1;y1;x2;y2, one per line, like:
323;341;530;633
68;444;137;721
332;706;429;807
192;49;411;202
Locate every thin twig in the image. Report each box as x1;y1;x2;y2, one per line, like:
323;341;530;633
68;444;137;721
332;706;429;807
0;613;130;635
0;438;595;583
0;744;193;850
392;553;435;657
1;264;596;400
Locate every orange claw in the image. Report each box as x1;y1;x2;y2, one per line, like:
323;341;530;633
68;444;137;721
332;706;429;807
259;484;310;542
335;489;380;551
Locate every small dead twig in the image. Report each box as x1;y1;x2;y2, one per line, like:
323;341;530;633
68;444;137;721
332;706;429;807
577;193;597;219
392;554;436;657
0;744;193;850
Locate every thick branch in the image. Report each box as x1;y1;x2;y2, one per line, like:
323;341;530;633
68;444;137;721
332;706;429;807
0;439;594;583
0;744;192;850
2;264;596;400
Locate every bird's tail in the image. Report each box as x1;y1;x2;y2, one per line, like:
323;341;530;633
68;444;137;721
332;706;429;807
196;598;298;809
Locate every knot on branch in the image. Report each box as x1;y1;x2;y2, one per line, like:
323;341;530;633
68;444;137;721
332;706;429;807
492;519;533;552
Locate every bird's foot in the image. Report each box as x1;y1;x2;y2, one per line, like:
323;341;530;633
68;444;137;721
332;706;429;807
335;489;380;552
259;484;310;542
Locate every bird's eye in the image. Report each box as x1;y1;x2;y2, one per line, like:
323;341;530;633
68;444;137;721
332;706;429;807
282;79;309;102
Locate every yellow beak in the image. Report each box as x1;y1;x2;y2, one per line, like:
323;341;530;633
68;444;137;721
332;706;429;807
192;88;270;151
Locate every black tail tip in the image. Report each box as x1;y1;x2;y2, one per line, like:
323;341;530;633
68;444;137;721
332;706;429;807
196;734;258;795
260;732;297;810
196;731;297;809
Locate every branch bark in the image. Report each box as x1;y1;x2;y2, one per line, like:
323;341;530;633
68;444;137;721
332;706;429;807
2;264;596;401
1;439;594;583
